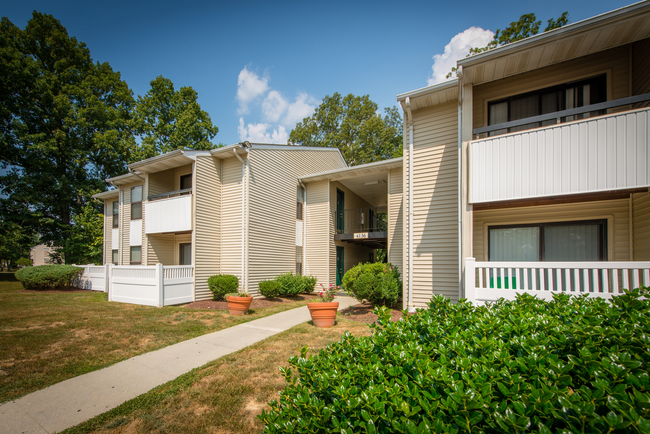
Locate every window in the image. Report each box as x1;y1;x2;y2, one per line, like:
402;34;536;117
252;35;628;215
296;246;303;276
488;220;607;262
131;186;142;220
130;246;141;265
297;186;304;220
179;243;191;265
112;250;119;265
180;174;192;193
112;201;119;228
487;75;607;136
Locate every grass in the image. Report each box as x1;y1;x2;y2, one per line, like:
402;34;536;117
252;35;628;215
62;317;372;434
0;281;314;404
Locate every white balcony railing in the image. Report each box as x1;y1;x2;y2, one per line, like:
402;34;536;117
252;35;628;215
144;194;192;234
469;106;650;204
465;257;650;305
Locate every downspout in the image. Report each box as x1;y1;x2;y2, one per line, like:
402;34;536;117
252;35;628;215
458;67;464;299
233;147;248;291
404;97;415;313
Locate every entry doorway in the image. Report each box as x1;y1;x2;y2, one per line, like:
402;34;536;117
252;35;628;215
179;243;192;265
336;246;344;286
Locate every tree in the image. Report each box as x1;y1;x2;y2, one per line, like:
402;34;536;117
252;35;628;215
0;220;37;271
0;12;134;264
447;12;569;78
131;76;220;161
289;93;402;166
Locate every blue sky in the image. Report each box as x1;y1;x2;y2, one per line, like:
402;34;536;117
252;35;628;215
3;0;634;146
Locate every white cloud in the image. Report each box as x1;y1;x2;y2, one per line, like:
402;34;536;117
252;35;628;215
261;90;289;123
236;66;269;114
283;92;318;126
238;118;289;144
428;26;494;86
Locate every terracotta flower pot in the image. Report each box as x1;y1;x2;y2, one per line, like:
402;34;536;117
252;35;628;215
226;295;253;315
307;301;339;327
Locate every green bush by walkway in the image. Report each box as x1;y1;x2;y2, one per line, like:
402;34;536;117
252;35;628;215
261;289;650;433
15;265;83;289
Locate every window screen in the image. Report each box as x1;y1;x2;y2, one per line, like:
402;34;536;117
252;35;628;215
131;186;142;220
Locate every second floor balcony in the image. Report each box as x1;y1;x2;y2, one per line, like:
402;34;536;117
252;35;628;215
469;96;650;205
144;189;192;234
333;206;387;248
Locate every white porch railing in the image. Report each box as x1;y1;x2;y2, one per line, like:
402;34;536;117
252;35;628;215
75;264;194;307
465;258;650;304
144;194;192;234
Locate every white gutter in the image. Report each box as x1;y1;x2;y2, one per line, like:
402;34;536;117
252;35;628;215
457;66;464;299
404;97;415;313
233;147;248;291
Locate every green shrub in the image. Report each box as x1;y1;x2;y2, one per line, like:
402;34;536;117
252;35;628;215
274;272;303;296
207;274;239;301
258;280;281;298
300;275;317;294
342;262;401;307
16;257;32;267
15;265;83;289
261;289;650;433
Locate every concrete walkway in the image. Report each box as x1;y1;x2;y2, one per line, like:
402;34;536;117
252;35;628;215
0;297;357;434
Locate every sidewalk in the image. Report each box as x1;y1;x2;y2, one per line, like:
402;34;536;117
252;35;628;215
0;297;357;434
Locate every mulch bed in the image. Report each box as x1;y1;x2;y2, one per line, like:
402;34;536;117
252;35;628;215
184;294;319;310
18;287;95;293
339;302;404;323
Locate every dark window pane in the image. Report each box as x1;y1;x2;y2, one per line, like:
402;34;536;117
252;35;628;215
112;250;119;265
179;243;191;265
181;174;192;190
131;202;142;220
130;246;141;265
296;202;303;220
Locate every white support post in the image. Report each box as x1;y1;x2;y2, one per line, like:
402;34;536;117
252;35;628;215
465;258;476;302
104;263;111;294
156;263;164;308
107;264;114;302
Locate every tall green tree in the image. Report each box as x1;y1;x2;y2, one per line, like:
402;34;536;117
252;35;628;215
0;220;37;271
289;93;402;166
0;12;134;264
447;12;569;78
131;76;220;161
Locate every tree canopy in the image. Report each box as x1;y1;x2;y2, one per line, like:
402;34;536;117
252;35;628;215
131;76;220;162
447;12;569;78
289;93;402;166
0;12;220;264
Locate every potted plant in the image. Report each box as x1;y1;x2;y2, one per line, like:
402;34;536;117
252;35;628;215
307;284;339;327
226;290;253;315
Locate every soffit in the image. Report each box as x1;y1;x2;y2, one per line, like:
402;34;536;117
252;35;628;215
396;81;459;112
461;2;650;86
300;158;403;183
337;173;388;207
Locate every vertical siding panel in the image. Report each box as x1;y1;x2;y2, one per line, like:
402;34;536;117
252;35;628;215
305;180;331;286
194;156;222;300
570;124;579;192
633;191;650;260
221;156;244;287
410;101;459;304
388;167;404;274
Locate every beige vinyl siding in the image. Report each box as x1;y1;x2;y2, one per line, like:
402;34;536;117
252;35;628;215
472;46;630;130
220;156;244;288
174;234;192;264
248;148;346;296
194;156;222;300
388;167;403;273
633;39;650;108
147;234;174;265
173;164;192;190
633;191;650;260
473;198;631;261
121;187;131;265
407;101;459;306
305;180;331;286
103;201;113;265
329;181;374;284
148;168;175;197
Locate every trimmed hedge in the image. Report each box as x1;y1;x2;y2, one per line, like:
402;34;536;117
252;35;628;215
207;274;239;301
342;262;401;307
300;275;317;294
261;289;650;433
259;280;281;298
274;273;317;297
15;265;83;289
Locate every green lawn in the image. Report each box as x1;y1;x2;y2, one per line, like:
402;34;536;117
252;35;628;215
62;317;372;434
0;281;312;403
